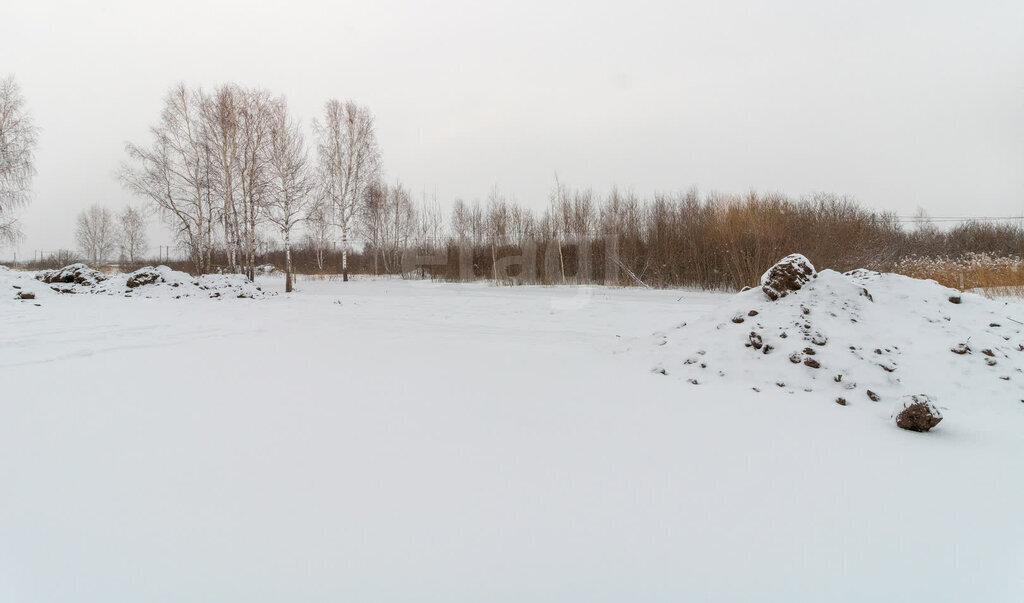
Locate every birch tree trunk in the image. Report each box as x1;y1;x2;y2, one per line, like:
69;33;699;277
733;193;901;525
284;228;293;292
341;223;349;281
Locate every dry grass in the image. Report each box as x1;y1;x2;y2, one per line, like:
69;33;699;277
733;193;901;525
892;253;1024;297
977;285;1024;298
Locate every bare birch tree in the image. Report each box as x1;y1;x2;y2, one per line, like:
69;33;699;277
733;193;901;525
416;193;444;247
75;204;116;264
358;181;387;274
408;192;444;279
304;200;332;272
313;100;380;281
237;89;273;280
200;85;242;273
0;75;38;246
380;181;415;273
117;205;148;264
264;99;314;292
121;84;214;273
451;199;471;241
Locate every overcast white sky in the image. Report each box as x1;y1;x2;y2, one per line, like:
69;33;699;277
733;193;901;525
2;0;1022;257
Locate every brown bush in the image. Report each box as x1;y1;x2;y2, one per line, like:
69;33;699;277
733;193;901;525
892;253;1024;297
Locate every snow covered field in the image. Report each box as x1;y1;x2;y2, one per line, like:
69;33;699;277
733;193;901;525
2;273;1023;602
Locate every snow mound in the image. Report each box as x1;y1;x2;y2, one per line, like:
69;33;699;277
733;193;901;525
36;263;108;289
101;266;266;299
3;268;60;301
6;265;266;300
649;260;1024;416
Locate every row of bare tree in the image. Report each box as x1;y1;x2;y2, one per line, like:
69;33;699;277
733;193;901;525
284;186;1024;290
120;83;379;291
73;204;148;265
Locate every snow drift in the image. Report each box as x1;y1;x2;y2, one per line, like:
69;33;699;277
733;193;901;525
649;254;1024;421
5;264;265;300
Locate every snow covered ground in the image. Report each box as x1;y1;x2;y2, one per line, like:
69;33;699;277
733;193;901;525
2;271;1023;602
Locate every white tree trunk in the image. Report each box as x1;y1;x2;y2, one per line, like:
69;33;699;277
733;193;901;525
284;228;293;293
341;222;349;282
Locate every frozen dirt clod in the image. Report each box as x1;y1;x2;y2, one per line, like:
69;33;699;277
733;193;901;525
126;266;164;288
760;253;817;301
895;394;943;432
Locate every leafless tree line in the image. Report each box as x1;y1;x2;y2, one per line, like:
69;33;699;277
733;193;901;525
49;182;1024;292
271;185;1023;290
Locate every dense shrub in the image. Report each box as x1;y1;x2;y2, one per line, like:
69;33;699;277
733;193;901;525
9;189;1022;293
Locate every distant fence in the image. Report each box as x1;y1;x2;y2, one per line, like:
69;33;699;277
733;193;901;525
1;246;181;269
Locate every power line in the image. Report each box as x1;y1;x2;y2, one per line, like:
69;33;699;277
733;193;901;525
892;216;1024;223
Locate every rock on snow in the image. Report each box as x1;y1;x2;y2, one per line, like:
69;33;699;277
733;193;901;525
895;394;943;432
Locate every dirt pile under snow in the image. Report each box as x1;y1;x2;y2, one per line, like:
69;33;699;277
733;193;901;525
37;263;108;289
3;264;266;300
647;254;1024;420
